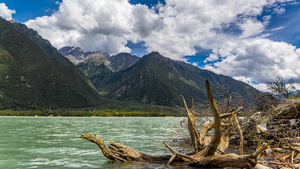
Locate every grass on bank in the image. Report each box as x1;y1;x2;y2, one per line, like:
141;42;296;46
0;109;184;117
0;93;187;117
0;99;186;117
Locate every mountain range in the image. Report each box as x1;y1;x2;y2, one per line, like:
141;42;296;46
60;47;259;108
0;17;259;111
58;46;140;71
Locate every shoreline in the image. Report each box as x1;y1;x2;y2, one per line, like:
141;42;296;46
0;115;183;117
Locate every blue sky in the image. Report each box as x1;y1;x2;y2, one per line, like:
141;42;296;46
1;0;61;22
1;0;300;91
1;0;165;22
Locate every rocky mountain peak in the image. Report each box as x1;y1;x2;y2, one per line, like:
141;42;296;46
58;46;112;65
58;46;85;61
84;51;110;61
8;19;17;24
144;51;167;60
59;46;140;71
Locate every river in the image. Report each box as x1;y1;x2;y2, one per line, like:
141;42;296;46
0;117;195;169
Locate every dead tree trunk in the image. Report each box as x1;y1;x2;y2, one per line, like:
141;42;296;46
181;95;202;153
81;79;271;168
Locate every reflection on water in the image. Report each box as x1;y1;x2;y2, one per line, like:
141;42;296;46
0;117;195;169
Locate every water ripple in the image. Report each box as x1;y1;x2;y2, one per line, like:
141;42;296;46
0;117;188;169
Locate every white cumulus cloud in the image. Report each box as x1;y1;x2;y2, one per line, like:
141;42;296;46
25;0;295;59
205;38;300;90
142;0;295;60
24;0;300;91
0;3;15;20
25;0;163;55
233;76;268;92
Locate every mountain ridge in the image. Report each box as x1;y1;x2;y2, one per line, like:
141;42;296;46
58;46;111;64
0;17;101;109
0;17;258;112
74;50;259;107
58;46;140;71
9;20;101;102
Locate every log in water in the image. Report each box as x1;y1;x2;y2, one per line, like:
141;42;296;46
0;117;195;169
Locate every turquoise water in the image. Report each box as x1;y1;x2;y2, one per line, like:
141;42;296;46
0;117;192;169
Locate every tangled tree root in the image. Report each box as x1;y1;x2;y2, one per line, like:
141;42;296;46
81;79;271;168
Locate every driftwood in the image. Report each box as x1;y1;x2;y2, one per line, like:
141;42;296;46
236;99;300;147
81;79;271;168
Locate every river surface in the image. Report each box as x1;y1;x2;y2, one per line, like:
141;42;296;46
0;117;196;169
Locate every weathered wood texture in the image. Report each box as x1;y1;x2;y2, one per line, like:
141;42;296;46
81;79;271;168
